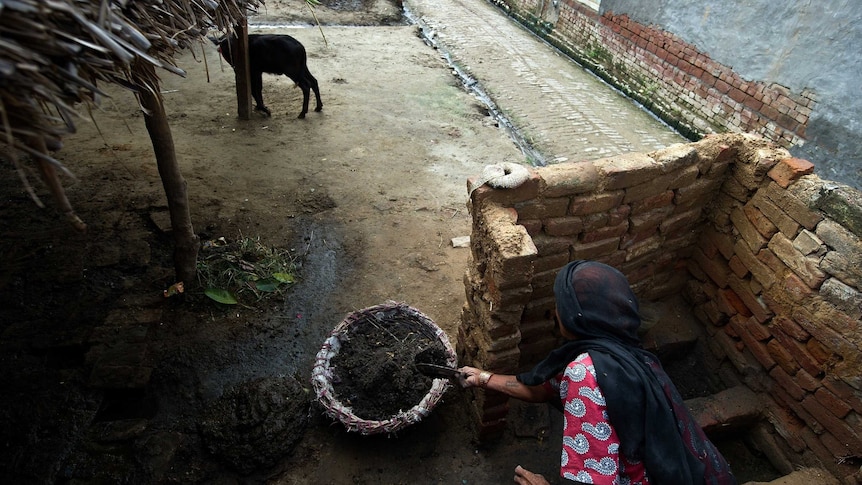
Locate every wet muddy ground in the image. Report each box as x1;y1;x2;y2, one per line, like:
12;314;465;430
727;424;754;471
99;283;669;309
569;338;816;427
0;0;781;483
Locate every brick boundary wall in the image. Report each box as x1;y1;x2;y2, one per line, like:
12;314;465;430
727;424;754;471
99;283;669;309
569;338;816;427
458;133;862;482
490;0;815;149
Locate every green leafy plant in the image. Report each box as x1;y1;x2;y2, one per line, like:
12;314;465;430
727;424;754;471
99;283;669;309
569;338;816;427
197;235;297;305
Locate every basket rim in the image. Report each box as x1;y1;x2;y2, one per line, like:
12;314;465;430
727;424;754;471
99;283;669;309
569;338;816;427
310;301;457;435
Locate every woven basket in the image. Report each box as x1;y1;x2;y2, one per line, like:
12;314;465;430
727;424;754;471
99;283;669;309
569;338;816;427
311;301;456;435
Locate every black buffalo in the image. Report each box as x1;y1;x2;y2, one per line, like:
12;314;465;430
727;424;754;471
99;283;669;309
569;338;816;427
216;34;323;119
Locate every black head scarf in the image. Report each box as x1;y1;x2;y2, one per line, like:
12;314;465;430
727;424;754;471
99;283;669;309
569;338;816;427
518;261;736;485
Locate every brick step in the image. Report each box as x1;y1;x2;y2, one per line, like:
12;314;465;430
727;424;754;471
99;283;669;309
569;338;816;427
639;293;702;360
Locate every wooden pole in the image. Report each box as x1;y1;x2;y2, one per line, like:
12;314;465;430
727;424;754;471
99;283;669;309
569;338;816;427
234;18;252;120
133;61;200;286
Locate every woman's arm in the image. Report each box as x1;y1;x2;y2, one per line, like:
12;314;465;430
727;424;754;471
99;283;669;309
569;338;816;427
458;366;552;403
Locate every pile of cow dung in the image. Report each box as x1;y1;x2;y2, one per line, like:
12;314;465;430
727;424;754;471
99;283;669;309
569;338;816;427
329;311;450;421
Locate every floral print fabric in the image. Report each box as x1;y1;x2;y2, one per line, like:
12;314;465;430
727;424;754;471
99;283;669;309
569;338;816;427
548;352;649;485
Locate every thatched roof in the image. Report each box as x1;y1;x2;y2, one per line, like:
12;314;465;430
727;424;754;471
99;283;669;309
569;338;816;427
0;0;260;221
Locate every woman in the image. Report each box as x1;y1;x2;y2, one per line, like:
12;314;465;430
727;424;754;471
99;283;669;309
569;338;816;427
459;260;737;485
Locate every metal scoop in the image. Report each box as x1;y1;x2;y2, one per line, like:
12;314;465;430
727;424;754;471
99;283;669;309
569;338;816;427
416;362;464;382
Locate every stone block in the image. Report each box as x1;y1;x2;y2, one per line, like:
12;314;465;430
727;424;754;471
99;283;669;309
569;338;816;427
793;229;824;256
768;157;815;188
819;278;862;320
538;161;599;198
816;220;862;290
813;183;862;238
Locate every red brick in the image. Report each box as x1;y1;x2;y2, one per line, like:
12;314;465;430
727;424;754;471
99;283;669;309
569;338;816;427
733;241;777;289
715;79;731;94
569;191;625;215
768;157;815;188
768;339;801;376
806;339;834;367
743;204;778;238
581;220;629;243
822;376;862;414
784;272;815;301
751;191;801;237
544;216;584;236
764;402;807;452
693;247;730;288
794;307;856;358
737;325;776;370
772;326;824;378
770;366;806;401
728;255;750;278
727;274;773;323
814;387;852;419
798;427;841;473
743;315;772;340
719;289;751;318
729;87;747;104
801;395;862;453
773;315;810;342
572;238;621;261
794;369;821;392
731;206;768;252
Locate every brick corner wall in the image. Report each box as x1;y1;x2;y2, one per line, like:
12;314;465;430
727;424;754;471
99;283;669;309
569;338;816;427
459;133;862;480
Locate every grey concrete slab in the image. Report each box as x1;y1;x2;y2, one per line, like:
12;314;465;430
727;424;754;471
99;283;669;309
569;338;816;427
405;0;687;165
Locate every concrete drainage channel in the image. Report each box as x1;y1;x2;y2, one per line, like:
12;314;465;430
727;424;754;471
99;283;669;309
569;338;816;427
404;5;549;167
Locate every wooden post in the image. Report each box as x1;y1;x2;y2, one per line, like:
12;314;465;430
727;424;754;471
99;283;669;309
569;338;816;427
133;61;200;286
234;19;252;120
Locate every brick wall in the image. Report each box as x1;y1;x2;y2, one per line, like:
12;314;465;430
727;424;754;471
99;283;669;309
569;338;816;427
493;0;815;149
459;133;862;481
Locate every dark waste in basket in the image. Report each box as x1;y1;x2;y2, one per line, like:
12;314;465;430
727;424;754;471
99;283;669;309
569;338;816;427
311;301;457;435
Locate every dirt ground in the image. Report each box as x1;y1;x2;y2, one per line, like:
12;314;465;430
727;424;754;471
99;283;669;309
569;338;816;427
0;1;567;484
0;1;782;484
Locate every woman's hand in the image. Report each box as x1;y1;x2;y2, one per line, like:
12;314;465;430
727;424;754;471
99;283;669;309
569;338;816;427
514;465;549;485
456;366;490;388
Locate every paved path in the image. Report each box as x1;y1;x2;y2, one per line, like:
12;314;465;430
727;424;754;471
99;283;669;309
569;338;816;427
405;0;686;164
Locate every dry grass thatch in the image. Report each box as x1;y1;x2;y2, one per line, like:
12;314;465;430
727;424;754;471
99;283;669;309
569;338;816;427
0;0;261;224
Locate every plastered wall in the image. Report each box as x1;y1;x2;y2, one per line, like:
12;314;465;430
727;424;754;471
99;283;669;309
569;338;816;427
490;0;861;191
